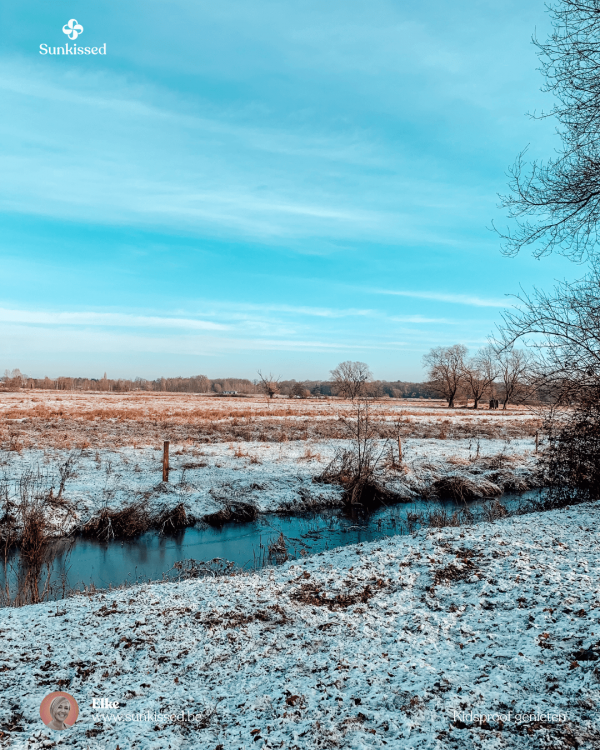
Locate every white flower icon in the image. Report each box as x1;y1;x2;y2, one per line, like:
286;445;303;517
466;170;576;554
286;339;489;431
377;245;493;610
62;19;84;40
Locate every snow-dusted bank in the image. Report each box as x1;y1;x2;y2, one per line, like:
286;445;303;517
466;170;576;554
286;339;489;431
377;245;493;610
2;503;599;749
2;437;539;534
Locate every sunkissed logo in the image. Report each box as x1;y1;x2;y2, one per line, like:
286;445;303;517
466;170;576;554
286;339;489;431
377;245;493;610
40;20;107;56
62;19;83;40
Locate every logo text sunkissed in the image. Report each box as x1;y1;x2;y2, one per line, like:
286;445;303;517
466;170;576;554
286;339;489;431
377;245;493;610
39;20;107;56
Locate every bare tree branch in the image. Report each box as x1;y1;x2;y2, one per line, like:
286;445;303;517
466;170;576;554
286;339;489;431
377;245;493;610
496;1;600;261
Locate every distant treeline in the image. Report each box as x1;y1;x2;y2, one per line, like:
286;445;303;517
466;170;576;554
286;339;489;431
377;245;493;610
278;380;437;399
0;369;437;398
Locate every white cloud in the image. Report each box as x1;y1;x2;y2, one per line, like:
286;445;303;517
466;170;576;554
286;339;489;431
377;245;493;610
0;308;226;330
0;324;405;356
372;289;507;308
205;302;374;319
389;315;459;324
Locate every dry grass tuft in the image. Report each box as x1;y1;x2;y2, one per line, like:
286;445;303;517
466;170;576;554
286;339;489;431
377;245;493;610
203;501;258;526
431;476;502;502
447;455;471;466
432;549;478;587
268;532;288;563
297;446;322;462
81;502;150;541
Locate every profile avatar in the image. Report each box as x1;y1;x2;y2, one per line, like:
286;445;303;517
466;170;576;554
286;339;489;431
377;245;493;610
40;692;79;731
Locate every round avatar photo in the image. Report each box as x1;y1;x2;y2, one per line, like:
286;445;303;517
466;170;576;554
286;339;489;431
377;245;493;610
39;692;79;731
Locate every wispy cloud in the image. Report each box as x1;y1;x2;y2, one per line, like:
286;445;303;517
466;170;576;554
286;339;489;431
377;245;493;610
389;315;459;324
0;303;375;330
0;59;491;246
0;0;541;380
0;324;406;355
0;309;226;330
201;302;375;319
371;289;507;308
0;63;385;241
0;303;478;342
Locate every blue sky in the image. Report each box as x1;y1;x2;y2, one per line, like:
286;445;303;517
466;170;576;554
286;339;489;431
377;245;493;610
0;0;583;380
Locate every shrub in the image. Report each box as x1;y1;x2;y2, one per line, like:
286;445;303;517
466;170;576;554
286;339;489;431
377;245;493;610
314;401;396;506
542;383;600;506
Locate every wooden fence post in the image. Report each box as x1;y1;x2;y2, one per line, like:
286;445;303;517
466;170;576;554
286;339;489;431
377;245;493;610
163;441;170;482
398;437;403;463
535;431;539;453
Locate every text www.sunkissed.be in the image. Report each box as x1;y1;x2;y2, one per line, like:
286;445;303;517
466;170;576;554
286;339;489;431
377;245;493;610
92;710;208;724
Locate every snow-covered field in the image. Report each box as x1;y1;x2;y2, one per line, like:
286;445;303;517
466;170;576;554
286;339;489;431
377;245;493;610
2;502;599;749
1;435;539;534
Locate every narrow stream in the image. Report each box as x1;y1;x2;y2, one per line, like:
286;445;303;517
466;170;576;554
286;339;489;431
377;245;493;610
1;491;541;602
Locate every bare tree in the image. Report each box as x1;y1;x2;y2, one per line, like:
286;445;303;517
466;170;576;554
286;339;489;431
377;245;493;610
423;345;467;408
496;1;600;262
462;347;499;409
330;361;372;401
257;371;281;399
496;348;532;410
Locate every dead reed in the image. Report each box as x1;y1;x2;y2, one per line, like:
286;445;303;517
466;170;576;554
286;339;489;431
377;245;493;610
81;501;189;541
0;469;69;606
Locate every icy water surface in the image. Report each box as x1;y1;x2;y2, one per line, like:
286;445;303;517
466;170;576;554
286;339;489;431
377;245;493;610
2;491;541;601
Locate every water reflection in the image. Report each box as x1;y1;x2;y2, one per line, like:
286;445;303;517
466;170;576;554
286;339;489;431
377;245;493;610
1;492;540;603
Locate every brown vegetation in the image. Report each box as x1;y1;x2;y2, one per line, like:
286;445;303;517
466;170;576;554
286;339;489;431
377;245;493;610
0;391;540;451
290;578;386;610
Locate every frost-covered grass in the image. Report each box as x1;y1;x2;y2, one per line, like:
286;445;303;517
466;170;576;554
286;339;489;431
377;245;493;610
0;436;539;536
2;502;599;749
